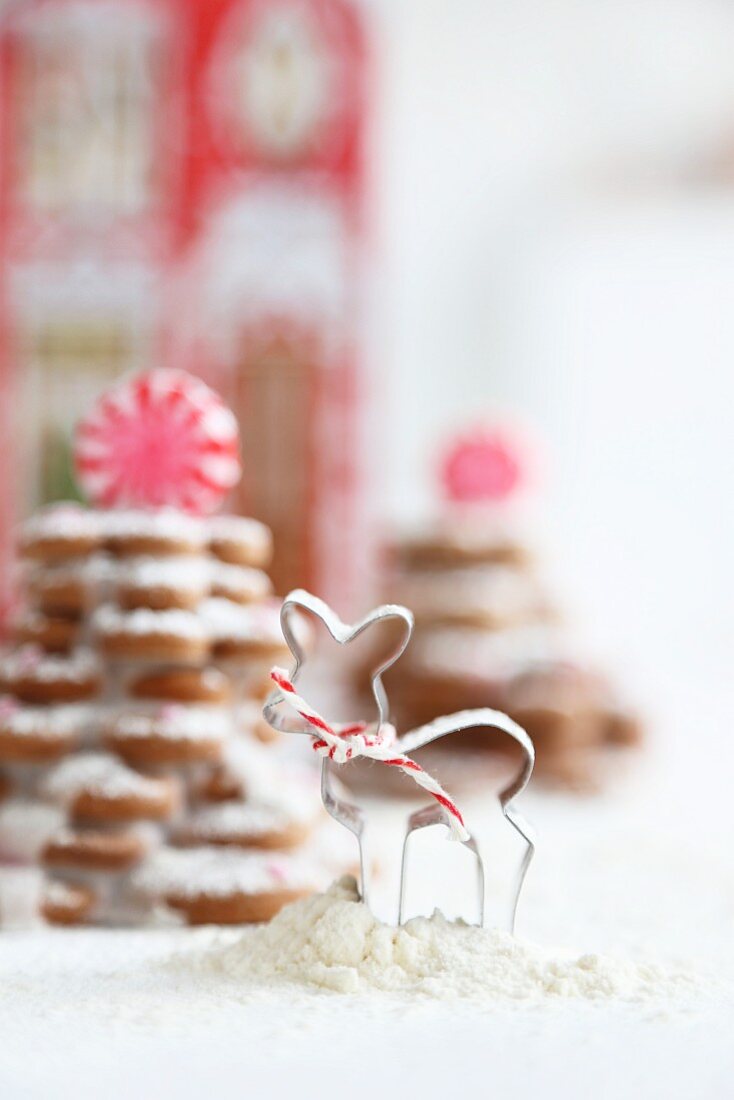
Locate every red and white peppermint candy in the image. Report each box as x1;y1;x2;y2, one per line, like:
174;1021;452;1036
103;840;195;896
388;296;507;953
441;426;524;505
74;370;241;514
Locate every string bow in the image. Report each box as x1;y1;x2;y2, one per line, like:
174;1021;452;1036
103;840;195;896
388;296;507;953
270;667;469;842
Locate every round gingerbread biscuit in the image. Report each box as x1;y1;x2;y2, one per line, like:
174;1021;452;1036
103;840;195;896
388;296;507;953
24;554;115;617
506;703;598;755
503;661;609;753
12;611;80;653
603;706;643;747
102;509;206;558
188;737;265;803
531;745;599;791
42;827;151;873
42;881;97;926
389;563;552;631
223;735;310;803
237;699;279;743
210;640;289;664
25;568;85;617
132;847;316;925
396;622;557;689
172;802;313;851
128;666;232;705
93;605;210;664
116;556;210;611
0;702;87;764
245;670;280;702
201;598;294;663
43;752;180;824
105;706;230;768
18;504;103;563
0;648;101;705
190;765;243;804
166;886;308;925
209;562;272;605
207;516;272;568
396;523;534;572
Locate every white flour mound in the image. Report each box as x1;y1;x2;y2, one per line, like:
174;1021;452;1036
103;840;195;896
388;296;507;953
194;876;693;1001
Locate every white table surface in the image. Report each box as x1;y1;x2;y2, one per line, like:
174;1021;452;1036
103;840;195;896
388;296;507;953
1;666;732;1100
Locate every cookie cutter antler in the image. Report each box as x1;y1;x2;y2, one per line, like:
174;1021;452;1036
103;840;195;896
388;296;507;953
263;589;536;930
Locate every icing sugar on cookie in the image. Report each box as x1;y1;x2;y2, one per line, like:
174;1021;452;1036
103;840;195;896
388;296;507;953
131;846;340;925
128;666;233;705
102;509;207;557
92;605;210;663
207;515;272;568
104;706;232;767
41;881;97;926
0;700;91;764
115;556;212;611
18;504;104;562
0;647;102;704
42;752;181;823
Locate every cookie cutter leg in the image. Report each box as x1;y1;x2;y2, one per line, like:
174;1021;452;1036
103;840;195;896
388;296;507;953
398;708;536;933
322;759;410;925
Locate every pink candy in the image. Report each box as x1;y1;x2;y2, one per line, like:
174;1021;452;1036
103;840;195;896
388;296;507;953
441;426;524;504
74;369;241;514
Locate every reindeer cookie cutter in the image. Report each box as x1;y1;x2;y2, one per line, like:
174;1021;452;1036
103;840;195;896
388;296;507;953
263;589;536;931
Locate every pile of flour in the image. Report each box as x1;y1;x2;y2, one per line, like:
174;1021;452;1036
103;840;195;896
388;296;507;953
189;876;693;1001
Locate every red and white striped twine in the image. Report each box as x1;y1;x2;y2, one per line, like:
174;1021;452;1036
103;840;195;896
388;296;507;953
270;668;469;842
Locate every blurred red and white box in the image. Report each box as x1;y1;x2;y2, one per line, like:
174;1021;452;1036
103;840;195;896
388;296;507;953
0;0;373;623
174;0;370;607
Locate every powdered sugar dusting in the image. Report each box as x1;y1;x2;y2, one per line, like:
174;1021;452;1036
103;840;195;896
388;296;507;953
109;706;231;742
0;703;90;738
200;598;282;641
133;846;331;899
117;556;211;590
42;752;167;803
0;647;100;683
210;562;272;600
181;795;317;840
208;514;270;546
392;564;546;623
93;605;208;640
100;509;206;545
21;504;102;542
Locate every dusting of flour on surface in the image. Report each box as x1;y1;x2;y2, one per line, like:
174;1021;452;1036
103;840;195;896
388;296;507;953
185;876;694;1001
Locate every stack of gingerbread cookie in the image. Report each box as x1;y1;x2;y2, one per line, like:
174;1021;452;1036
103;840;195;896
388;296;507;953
377;429;641;788
382;521;639;787
0;368;354;928
0;502;353;928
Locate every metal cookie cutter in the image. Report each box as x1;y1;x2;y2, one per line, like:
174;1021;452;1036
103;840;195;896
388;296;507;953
263;589;536;931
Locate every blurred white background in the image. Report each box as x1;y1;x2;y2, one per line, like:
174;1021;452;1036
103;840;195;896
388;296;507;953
371;0;734;683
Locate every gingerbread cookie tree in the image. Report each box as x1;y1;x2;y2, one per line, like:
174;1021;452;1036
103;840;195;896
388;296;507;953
0;369;351;929
380;427;641;788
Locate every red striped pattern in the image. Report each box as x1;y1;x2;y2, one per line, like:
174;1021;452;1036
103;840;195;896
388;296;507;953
269;668;468;841
74;369;241;513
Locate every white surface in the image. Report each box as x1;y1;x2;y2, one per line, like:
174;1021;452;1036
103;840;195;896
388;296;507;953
0;667;732;1099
